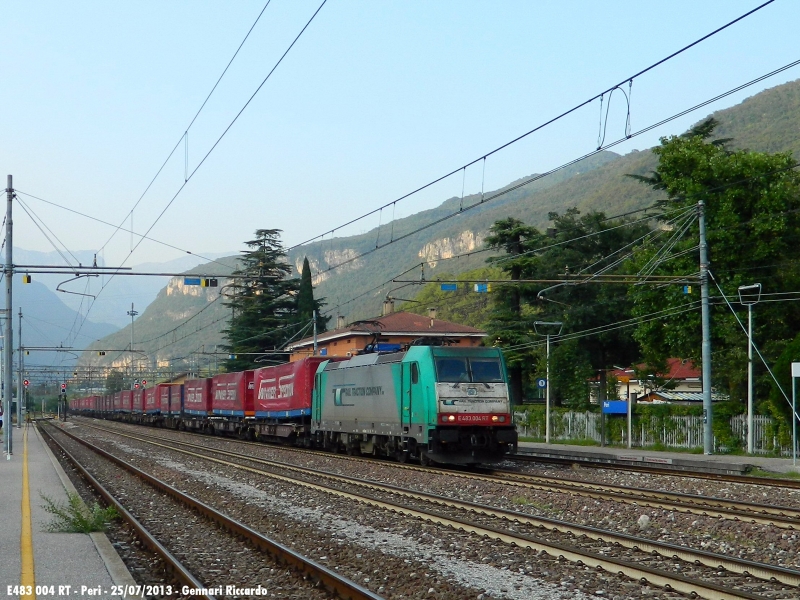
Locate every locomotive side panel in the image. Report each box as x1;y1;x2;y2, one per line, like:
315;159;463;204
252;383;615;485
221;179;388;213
314;355;418;440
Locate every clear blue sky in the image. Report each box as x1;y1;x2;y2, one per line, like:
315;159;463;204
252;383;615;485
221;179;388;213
3;0;798;270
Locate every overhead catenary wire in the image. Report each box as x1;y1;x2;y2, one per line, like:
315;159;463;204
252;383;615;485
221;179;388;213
301;57;800;280
16;197;80;268
96;0;274;256
709;271;799;421
288;0;776;256
39;1;325;353
16;189;237;272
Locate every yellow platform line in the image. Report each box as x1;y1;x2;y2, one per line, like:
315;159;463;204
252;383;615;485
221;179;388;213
21;424;36;599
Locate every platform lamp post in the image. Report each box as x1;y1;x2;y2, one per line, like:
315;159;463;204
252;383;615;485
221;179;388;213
792;363;800;467
534;321;563;444
738;283;761;454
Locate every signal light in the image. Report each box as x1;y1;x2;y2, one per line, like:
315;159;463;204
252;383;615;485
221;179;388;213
201;278;218;288
61;383;66;391
22;274;31;284
23;379;29;387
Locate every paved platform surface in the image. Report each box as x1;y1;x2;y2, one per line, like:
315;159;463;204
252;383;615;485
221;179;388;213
518;441;800;475
1;422;136;600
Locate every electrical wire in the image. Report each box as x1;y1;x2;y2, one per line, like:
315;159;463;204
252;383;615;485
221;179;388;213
15;198;79;268
288;1;776;255
302;57;800;280
76;0;327;346
710;271;799;419
96;0;274;256
15;189;237;271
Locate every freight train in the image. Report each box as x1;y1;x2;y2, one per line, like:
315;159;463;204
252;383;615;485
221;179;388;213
69;345;518;465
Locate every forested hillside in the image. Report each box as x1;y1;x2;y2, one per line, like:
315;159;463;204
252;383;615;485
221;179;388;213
293;78;800;323
82;78;800;375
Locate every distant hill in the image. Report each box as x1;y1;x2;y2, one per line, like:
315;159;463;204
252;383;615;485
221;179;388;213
81;77;800;374
77;257;240;378
293;79;800;322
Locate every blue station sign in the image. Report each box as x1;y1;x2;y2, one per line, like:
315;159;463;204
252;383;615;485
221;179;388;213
602;400;628;414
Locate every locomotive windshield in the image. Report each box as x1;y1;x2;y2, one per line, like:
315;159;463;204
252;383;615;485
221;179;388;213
435;357;504;383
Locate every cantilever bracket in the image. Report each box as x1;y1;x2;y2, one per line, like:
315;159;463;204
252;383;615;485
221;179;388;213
56;274;99;299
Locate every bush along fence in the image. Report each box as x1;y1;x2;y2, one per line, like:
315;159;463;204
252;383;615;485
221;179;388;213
514;403;794;455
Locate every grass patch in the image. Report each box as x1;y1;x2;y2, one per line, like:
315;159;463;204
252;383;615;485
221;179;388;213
518;437;600;446
747;467;800;480
511;496;554;512
40;492;119;533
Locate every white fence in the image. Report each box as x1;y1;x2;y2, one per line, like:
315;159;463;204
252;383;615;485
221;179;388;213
515;411;790;455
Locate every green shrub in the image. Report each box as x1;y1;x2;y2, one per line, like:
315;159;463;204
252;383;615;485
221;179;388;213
40;492;119;533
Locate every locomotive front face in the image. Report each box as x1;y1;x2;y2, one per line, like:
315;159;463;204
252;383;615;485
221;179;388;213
433;353;511;424
426;348;517;464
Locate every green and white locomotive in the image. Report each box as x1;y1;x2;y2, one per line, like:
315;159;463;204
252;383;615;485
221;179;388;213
312;346;518;465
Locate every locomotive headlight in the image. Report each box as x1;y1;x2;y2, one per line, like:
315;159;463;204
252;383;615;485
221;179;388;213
491;415;499;422
498;415;506;422
447;415;455;422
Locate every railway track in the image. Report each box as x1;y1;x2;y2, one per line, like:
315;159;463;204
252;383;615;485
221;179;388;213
39;425;214;599
72;418;800;528
41;423;382;600
510;452;800;489
62;420;800;600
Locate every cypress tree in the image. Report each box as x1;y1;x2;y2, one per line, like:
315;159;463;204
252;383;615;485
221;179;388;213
296;256;329;334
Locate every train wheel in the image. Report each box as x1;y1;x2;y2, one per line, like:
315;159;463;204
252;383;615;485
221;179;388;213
420;452;433;467
396;450;409;463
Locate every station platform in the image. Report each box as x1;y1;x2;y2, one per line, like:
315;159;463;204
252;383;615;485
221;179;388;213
517;441;800;476
0;421;136;599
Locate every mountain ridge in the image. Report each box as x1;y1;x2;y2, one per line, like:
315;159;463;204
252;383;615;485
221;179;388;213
80;77;800;376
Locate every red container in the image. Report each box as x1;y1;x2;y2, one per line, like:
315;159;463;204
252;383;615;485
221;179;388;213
253;357;330;418
144;387;158;414
157;384;176;414
132;389;144;414
184;379;212;415
211;371;255;417
120;390;133;413
171;384;183;415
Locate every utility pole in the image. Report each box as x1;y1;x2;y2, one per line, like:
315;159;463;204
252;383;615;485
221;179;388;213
699;200;713;455
127;302;138;382
4;175;13;457
313;310;318;356
534;321;562;444
17;308;22;427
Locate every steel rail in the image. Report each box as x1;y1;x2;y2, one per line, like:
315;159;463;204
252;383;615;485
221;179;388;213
76;419;800;526
37;425;215;599
471;470;800;525
45;424;383;600
510;452;800;489
72;422;799;596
